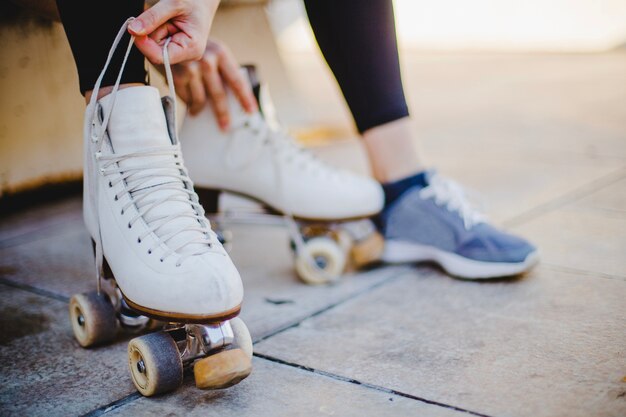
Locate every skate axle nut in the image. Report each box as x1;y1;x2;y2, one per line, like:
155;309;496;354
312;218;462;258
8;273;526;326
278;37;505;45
136;359;146;374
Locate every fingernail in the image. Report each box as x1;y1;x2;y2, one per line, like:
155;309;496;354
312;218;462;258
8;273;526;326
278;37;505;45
129;20;144;34
219;118;229;131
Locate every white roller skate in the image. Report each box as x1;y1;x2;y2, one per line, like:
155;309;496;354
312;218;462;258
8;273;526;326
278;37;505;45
68;20;252;397
180;68;385;285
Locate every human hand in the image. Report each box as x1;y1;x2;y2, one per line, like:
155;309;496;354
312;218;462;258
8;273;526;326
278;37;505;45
171;39;258;129
128;0;219;65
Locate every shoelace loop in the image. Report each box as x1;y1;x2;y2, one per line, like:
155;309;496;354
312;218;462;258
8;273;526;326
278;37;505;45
419;174;486;230
99;145;219;265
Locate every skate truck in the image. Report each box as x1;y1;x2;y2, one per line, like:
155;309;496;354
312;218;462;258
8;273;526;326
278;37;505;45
200;190;385;285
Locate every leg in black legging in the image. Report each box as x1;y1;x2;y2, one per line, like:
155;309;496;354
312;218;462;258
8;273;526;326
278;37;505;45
303;0;408;133
56;0;148;95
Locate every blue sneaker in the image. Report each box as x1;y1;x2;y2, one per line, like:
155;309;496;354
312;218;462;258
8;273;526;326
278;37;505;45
378;171;538;279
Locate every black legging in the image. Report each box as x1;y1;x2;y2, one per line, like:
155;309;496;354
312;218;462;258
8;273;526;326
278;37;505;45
304;0;408;132
56;0;147;94
56;0;409;133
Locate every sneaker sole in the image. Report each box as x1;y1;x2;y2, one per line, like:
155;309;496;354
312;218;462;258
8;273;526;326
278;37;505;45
382;240;539;279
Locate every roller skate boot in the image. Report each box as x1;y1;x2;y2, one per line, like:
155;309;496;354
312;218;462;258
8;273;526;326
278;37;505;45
180;68;385;284
68;21;252;397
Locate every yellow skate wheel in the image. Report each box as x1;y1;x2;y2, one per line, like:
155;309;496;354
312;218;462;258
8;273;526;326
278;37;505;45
145;319;165;332
194;348;252;390
230;317;253;359
69;292;117;348
351;231;385;269
295;237;347;285
128;332;183;397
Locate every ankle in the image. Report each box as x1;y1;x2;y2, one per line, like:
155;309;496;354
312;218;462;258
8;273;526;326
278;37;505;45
84;83;146;104
362;117;424;183
382;171;428;207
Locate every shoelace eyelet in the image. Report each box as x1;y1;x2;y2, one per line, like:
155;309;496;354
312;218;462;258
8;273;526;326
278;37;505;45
159;258;164;262
108;181;112;188
148;249;152;254
127;222;131;229
137;237;141;243
114;195;118;201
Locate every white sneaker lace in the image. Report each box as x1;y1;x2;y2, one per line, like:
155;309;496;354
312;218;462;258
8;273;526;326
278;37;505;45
87;19;217;279
419;174;486;230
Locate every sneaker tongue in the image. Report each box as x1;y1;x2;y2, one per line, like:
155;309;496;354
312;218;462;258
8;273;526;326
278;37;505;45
100;86;172;152
99;86;209;256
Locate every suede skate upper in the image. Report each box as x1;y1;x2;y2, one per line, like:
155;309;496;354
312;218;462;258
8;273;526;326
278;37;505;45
99;87;213;257
180;84;384;220
84;86;244;315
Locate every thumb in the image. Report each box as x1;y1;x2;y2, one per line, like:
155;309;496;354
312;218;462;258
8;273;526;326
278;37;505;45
128;0;179;36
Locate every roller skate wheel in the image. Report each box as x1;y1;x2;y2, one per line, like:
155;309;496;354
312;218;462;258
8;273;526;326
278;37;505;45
194;348;252;390
69;292;117;348
336;229;354;253
350;231;385;269
295;237;346;285
145;319;165;332
128;332;183;397
230;317;253;359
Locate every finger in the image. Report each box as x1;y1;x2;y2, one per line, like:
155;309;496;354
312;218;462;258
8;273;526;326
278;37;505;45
216;46;258;113
163;32;204;64
200;55;229;130
148;22;174;46
133;35;166;64
135;31;199;66
134;22;180;65
128;0;183;36
187;63;207;115
173;70;191;105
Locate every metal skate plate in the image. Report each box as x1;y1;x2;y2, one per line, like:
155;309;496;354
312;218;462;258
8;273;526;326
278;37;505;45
180;321;235;364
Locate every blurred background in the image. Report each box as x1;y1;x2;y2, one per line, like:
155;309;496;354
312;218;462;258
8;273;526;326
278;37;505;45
0;0;625;208
1;4;625;415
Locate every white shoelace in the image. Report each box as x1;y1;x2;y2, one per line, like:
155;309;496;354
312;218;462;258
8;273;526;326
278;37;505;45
97;146;217;265
88;19;217;279
419;174;486;230
226;115;337;178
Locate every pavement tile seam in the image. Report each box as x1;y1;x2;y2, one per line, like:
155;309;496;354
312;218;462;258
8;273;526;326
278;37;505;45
0;278;69;302
82;393;142;417
77;268;414;416
253;352;494;417
0;214;83;250
541;263;626;282
79;268;424;417
251;267;413;344
252;269;626;417
502;166;626;228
